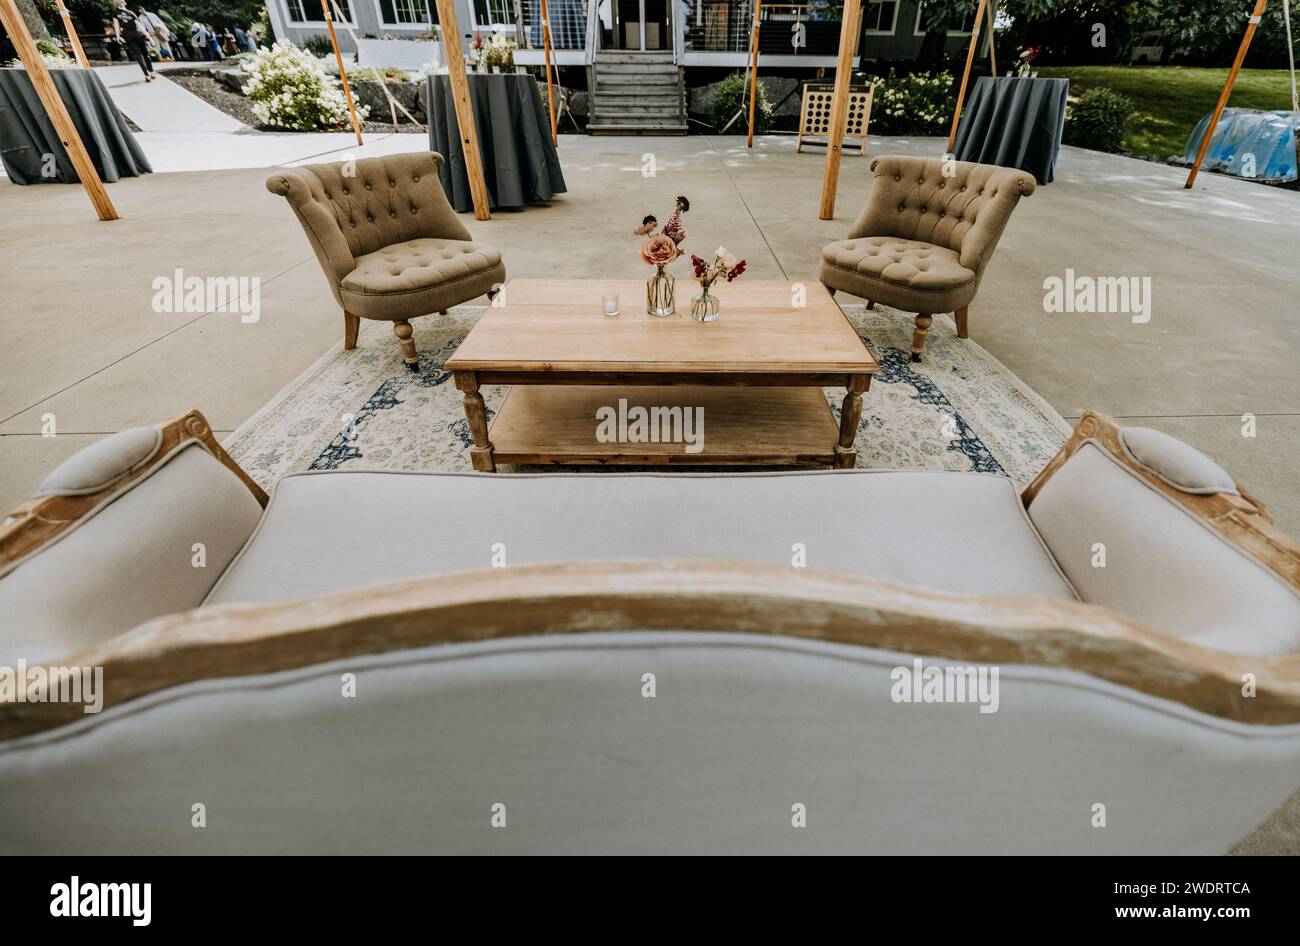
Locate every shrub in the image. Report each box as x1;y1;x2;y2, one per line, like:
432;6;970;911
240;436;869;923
710;71;773;135
1062;87;1134;153
870;69;954;136
304;34;334;58
241;41;369;131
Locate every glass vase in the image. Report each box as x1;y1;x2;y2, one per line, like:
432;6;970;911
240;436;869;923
646;265;675;317
690;285;720;323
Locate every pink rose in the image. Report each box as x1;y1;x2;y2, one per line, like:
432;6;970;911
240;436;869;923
640;234;679;266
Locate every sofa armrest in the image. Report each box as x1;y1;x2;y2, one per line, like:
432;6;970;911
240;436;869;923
1;409;267;574
7;559;1300;741
266;168;358;285
1024;411;1299;593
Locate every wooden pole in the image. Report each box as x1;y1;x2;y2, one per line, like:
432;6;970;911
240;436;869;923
945;0;988;154
746;0;763;147
1185;0;1269;188
322;0;363;146
985;0;996;76
818;0;863;219
434;0;492;220
55;0;90;68
0;0;116;220
540;0;558;145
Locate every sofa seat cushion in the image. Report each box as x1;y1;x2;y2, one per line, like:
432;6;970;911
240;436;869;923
205;469;1076;607
343;238;501;297
822;237;975;293
339;238;506;322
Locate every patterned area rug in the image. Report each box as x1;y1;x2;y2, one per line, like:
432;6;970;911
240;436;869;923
225;303;1071;491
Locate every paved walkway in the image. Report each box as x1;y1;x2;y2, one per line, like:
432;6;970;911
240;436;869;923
90;63;432;173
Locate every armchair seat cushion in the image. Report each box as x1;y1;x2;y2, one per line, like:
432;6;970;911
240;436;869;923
820;237;977;313
340;238;505;321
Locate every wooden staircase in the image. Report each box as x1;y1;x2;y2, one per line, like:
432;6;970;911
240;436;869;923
587;52;687;136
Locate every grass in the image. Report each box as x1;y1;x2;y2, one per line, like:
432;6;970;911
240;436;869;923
1035;65;1297;159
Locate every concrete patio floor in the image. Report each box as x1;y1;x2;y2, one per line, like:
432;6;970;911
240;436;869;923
2;133;1298;536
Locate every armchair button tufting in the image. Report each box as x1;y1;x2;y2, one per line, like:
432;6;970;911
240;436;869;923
367;214;374;222
389;211;397;218
389;180;396;187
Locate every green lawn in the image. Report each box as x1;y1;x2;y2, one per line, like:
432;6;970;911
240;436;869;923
1035;65;1297;159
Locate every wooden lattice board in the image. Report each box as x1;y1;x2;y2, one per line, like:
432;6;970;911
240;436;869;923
796;83;875;155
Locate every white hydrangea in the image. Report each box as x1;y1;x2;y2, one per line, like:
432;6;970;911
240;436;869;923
241;40;369;131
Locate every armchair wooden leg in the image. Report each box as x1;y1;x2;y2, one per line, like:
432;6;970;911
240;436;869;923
393;320;420;372
911;314;933;363
955;305;969;339
865;299;877;310
343;310;360;350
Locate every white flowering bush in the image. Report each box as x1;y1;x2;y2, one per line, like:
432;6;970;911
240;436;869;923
241;41;369;131
872;70;955;136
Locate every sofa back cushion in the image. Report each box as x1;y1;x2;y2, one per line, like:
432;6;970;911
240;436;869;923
0;432;263;666
850;155;1036;274
265;153;473;290
1027;434;1300;655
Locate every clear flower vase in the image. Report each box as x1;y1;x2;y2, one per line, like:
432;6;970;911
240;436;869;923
646;265;675;317
690;285;720;323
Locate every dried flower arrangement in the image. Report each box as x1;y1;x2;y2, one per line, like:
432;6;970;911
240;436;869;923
635;196;690;266
690;247;747;288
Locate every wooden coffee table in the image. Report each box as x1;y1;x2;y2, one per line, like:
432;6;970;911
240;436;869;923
444;278;879;471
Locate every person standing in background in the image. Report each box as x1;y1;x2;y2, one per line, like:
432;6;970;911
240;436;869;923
208;24;222;61
190;21;209;61
233;24;248;53
111;0;155;81
244;24;260;52
136;7;172;61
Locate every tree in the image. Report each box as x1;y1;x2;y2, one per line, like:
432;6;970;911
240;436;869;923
12;0;53;43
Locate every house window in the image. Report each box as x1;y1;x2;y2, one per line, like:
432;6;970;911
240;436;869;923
379;0;435;25
473;0;515;26
287;0;354;22
863;0;898;35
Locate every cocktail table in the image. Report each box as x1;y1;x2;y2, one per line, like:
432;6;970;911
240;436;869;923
444;278;879;471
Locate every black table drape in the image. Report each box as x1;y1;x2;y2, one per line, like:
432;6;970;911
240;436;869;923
951;76;1068;185
0;67;151;185
422;73;566;212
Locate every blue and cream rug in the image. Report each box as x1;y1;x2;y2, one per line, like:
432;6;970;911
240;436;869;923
225;303;1071;491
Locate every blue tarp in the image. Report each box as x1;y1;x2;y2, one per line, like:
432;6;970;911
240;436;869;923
1185;107;1299;182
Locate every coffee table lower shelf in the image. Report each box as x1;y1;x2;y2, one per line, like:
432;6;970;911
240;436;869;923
484;384;843;468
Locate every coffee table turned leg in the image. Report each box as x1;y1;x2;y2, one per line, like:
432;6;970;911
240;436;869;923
454;371;496;472
835;375;870;469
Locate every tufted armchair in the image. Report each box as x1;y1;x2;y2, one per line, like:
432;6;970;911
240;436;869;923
819;155;1035;361
267;152;506;372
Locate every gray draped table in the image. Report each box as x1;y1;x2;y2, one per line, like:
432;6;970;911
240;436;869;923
0;67;151;185
422;73;566;212
951;76;1068;185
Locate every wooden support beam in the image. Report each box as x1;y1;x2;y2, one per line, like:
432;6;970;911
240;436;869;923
434;0;492;220
817;0;863;220
55;0;89;68
945;0;989;154
322;0;363;146
985;0;997;76
0;0;116;220
746;0;763;148
1185;0;1269;188
540;0;558;145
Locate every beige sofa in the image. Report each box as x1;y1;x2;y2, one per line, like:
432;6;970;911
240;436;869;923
1;410;1298;854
